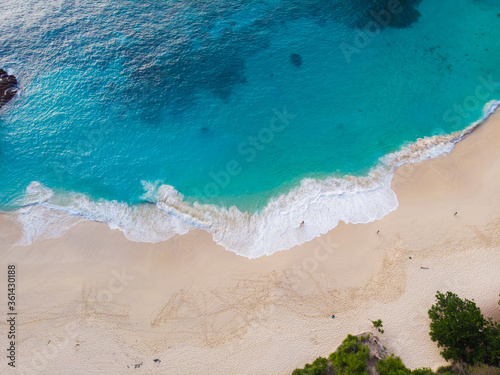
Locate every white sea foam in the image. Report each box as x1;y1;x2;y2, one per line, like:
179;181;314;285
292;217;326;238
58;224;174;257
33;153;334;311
9;100;500;258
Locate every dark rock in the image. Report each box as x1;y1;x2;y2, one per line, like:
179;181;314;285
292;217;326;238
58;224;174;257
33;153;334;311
289;53;303;67
0;69;18;109
153;359;161;364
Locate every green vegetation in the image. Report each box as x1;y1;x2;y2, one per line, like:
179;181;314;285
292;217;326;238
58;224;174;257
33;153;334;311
414;364;500;375
291;335;370;375
329;335;370;375
435;366;454;375
291;357;328;375
376;354;410;374
469;365;500;375
372;319;385;334
412;368;437;375
428;291;500;366
291;292;500;375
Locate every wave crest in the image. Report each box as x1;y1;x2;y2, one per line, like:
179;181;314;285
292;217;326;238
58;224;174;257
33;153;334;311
8;100;500;258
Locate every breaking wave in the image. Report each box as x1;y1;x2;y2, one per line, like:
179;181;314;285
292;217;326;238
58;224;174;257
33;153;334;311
8;100;500;258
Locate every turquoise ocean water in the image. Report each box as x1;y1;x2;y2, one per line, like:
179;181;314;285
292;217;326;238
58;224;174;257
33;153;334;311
0;0;499;257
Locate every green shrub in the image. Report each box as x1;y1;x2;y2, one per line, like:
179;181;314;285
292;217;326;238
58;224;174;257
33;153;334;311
372;319;385;334
375;354;411;375
469;364;500;375
436;365;455;374
291;357;328;375
329;334;369;375
428;291;500;366
412;368;436;375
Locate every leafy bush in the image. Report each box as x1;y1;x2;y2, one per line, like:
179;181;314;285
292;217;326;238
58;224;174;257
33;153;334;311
372;319;385;334
329;334;369;375
412;368;436;375
436;365;455;374
291;357;328;375
469;364;500;375
376;354;411;375
428;291;500;366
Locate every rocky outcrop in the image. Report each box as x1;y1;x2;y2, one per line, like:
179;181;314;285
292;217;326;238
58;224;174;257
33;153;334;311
0;69;18;109
292;332;393;375
356;333;390;375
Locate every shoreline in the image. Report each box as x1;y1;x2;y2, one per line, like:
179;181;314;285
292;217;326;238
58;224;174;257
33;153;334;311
5;100;500;259
1;107;500;374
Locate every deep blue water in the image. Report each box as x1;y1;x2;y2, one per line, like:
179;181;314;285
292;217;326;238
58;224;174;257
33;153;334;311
0;0;499;256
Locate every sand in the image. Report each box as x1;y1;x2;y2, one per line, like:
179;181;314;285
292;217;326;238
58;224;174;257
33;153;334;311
0;109;500;374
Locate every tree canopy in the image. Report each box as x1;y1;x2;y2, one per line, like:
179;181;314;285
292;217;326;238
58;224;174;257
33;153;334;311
376;354;411;375
329;334;370;375
428;291;500;366
291;357;328;375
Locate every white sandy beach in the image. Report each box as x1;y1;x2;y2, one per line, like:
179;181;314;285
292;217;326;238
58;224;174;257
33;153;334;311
1;110;500;374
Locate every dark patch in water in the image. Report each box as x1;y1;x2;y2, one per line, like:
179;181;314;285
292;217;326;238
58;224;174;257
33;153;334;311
290;53;303;67
119;3;273;121
1;0;425;120
119;0;425;120
352;0;423;30
0;69;18;109
274;0;423;30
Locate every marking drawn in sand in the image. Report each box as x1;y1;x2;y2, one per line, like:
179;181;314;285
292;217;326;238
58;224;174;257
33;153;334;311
80;284;130;323
150;271;340;347
151;244;408;349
